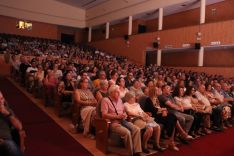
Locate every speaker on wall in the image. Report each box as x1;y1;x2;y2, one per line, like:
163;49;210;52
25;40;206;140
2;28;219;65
153;42;158;48
195;43;201;49
124;35;129;40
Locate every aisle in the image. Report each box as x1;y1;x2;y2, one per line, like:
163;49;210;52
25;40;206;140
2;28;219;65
0;77;93;156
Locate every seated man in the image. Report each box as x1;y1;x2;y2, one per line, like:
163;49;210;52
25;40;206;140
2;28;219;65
158;85;194;135
101;85;142;156
0;91;25;156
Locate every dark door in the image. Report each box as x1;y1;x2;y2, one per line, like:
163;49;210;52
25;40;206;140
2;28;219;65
61;33;74;44
145;51;157;66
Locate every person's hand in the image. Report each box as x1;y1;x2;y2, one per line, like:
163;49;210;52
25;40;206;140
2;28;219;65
162;110;168;117
0;104;10;116
117;114;127;120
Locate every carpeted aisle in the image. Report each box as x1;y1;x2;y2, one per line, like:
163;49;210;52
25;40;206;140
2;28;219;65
156;124;234;155
0;77;93;156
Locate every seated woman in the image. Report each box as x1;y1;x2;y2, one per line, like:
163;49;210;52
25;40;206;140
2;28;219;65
58;72;75;116
173;86;204;137
43;70;58;106
95;80;109;102
129;80;144;101
33;64;45;98
124;92;164;153
144;88;192;151
74;78;97;137
116;77;129;99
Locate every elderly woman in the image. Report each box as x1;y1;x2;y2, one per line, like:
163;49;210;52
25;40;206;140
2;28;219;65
130;80;144;101
74;78;97;137
124;92;164;153
95;80;109;102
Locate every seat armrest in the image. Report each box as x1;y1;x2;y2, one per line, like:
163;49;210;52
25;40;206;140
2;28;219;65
95;118;111;154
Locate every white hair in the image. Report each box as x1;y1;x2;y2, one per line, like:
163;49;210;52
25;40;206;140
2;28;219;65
100;80;108;87
108;85;119;94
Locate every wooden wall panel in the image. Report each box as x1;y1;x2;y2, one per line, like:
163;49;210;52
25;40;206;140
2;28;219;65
160;26;198;48
91;0;234;41
161;50;198;66
201;20;234;45
91;20;234;65
0;15;58;39
204;49;234;67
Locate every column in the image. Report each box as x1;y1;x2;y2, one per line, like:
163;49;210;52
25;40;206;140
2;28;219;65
158;8;163;30
198;0;206;66
105;22;110;39
200;0;206;24
157;49;161;66
128;16;133;35
198;47;204;67
88;27;92;42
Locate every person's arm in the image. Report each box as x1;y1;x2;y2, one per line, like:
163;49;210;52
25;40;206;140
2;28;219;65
73;89;97;106
95;91;103;102
124;103;141;117
165;100;182;111
0;105;22;130
57;81;65;95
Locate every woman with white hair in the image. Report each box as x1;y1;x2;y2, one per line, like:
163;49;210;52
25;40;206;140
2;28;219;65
95;80;109;102
124;92;165;153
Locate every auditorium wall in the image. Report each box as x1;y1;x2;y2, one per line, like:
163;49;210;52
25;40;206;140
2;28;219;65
90;19;234;66
91;0;234;40
0;15;86;42
0;15;58;39
91;19;146;41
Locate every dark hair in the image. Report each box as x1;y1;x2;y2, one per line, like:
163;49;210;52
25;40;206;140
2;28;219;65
205;82;211;90
184;86;195;96
77;78;88;89
161;84;168;91
110;70;117;77
116;77;124;86
172;86;184;97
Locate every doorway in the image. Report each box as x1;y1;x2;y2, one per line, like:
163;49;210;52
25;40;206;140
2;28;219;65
145;50;157;66
61;33;74;44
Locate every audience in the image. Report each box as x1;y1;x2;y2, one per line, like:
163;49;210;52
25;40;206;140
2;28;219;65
2;33;234;155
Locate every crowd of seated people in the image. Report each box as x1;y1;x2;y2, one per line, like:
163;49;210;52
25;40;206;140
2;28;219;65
1;33;234;155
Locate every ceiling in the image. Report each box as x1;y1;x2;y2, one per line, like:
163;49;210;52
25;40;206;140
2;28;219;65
56;0;224;27
56;0;109;10
111;0;224;25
